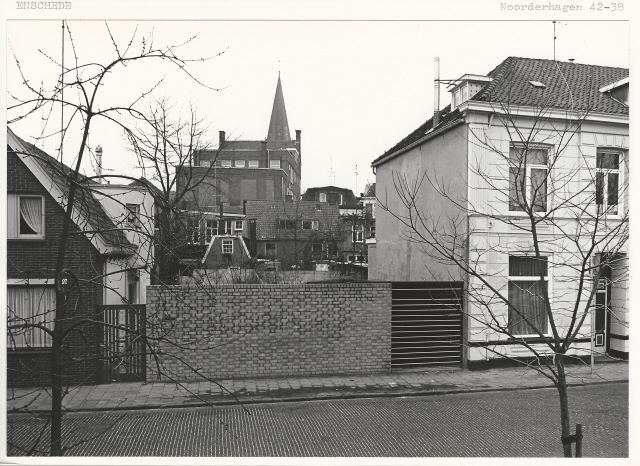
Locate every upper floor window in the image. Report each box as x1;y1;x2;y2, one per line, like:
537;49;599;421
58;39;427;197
222;220;233;234
352;224;364;243
234;220;244;231
596;151;621;215
235;160;245;168
508;146;549;212
222;238;233;254
187;218;199;244
302;220;319;230
221;160;232;168
270;159;281;169
319;193;327;202
249;160;259;168
125;204;140;226
205;219;218;242
278;219;296;229
18;196;45;238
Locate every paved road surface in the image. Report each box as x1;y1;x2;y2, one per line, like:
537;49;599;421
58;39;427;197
7;383;627;457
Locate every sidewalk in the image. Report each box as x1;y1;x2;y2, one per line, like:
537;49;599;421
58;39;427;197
7;362;628;413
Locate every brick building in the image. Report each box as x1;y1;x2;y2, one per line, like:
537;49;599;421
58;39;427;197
179;74;301;210
7;128;136;386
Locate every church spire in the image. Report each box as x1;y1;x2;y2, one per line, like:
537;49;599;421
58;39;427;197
267;73;291;141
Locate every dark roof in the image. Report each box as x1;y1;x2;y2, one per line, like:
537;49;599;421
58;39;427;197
245;200;344;240
373;57;628;166
362;183;376;197
372;105;463;165
267;74;291;141
473;57;629;115
8;130;132;248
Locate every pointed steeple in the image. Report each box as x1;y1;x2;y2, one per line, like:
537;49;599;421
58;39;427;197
267;73;291;141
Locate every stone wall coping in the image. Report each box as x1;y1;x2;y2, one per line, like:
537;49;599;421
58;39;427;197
147;283;392;290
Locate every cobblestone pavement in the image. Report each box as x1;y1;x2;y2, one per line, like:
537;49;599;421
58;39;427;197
7;383;628;457
6;362;628;413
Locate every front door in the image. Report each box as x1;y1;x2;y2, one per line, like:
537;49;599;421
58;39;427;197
594;267;612;354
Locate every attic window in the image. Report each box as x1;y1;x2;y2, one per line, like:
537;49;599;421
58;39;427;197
529;81;546;89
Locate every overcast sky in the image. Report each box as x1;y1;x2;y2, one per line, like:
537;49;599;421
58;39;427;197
4;2;631;196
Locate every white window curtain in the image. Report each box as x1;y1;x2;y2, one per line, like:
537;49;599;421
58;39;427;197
7;286;55;348
20;197;43;235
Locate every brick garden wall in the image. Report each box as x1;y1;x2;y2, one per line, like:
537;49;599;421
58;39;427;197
146;283;392;380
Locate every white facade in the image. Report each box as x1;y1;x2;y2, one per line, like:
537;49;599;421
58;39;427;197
93;183;155;305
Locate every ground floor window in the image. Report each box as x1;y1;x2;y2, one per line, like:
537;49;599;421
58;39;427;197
507;255;549;335
7;286;55;348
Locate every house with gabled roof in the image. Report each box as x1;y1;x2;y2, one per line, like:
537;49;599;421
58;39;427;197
245;199;346;270
7;127;142;386
371;57;628;368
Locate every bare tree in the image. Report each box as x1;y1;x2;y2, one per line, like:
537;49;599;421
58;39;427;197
376;61;628;456
6;22;246;456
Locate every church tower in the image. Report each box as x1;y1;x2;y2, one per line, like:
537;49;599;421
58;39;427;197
267;73;291;141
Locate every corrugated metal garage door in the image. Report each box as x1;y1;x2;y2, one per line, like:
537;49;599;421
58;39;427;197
391;282;463;368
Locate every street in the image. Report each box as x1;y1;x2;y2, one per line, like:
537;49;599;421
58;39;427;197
7;382;627;457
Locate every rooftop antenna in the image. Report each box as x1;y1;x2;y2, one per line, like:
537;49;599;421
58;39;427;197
553;21;556;61
355;163;359;197
329;155;335;184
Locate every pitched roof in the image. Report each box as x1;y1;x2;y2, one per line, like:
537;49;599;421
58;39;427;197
245;200;344;240
472;57;629;115
7;128;133;251
372;57;628;167
266;74;292;142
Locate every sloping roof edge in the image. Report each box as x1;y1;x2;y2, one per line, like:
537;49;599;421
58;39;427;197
7;127;135;255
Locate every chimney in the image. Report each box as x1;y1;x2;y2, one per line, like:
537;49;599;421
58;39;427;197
219;203;224;221
295;130;301;155
219;130;226;147
95;145;103;184
433;57;440;128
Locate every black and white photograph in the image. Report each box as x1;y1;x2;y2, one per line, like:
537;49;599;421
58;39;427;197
2;0;632;463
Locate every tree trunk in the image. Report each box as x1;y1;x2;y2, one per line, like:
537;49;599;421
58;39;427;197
556;355;573;457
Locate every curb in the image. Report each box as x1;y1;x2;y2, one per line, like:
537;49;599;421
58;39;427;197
7;379;628;415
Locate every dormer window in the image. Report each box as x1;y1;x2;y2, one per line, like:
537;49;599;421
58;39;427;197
449;74;493;109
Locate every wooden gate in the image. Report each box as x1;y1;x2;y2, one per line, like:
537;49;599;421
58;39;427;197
391;282;463;368
98;304;146;382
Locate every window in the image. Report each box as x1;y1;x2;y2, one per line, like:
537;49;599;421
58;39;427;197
312;243;323;259
508;255;549;335
596;151;620;215
278;219;296;229
205;220;218;242
222;220;233;234
348;255;364;262
234;160;245;168
249;160;259;168
222;238;233;254
319;193;327;202
187;218;199;244
302;220;319;230
327;243;338;258
7;286;55;348
125;204;140;225
234;220;243;231
509;146;549;212
352;224;364;243
221;159;232;167
270;159;280;169
17;196;45;238
266;242;277;258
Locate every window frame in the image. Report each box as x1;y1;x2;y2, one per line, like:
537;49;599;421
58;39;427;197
221;159;232;168
248;160;259;168
234;220;244;231
269;159;281;169
205;219;218;242
265;242;277;258
125;203;140;226
595;149;623;216
234;160;246;168
17;195;45;239
7;285;55;348
187;218;200;244
352;223;364;243
221;238;234;254
508;145;550;214
507;254;552;337
319;193;327;202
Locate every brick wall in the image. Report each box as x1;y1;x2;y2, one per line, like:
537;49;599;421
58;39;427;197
7;152;103;387
146;283;392;380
